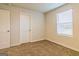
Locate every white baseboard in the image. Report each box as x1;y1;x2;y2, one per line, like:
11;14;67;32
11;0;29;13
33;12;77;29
11;37;45;47
10;43;20;47
46;37;79;52
30;37;45;42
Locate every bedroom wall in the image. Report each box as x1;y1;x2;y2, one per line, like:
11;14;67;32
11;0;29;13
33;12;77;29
0;4;45;46
45;4;79;51
20;8;45;42
10;5;45;46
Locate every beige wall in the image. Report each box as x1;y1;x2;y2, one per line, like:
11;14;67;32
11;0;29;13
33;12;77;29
45;4;79;51
11;6;45;46
31;12;45;42
20;8;45;42
0;4;45;46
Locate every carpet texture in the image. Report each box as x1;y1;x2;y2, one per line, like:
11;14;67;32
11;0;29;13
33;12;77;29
0;40;79;56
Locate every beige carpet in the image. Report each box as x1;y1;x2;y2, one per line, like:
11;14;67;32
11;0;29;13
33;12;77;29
0;40;79;56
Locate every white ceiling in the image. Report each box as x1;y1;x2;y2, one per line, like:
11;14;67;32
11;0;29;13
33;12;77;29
12;3;65;13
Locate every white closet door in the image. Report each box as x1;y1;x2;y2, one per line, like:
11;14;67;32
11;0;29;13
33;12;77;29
0;9;10;49
20;12;31;44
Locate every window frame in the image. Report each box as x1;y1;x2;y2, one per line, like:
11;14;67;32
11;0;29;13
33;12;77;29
56;9;73;37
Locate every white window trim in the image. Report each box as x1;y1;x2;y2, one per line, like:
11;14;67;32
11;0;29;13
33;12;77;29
56;9;73;37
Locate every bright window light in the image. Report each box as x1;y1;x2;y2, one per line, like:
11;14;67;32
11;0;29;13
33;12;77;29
56;9;73;36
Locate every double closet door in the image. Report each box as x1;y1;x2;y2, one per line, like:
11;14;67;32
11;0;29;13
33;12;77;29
0;9;31;49
20;12;31;44
0;9;10;49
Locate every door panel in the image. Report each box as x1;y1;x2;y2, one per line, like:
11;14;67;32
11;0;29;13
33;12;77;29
20;12;31;44
0;9;10;49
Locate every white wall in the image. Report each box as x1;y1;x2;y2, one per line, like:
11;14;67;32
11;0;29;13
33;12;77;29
31;12;45;42
0;4;45;46
20;8;45;42
10;6;45;46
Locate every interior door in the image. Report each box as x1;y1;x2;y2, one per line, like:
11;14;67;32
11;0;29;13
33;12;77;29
20;12;31;44
0;9;10;49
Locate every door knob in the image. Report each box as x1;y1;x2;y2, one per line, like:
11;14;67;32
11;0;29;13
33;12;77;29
29;29;31;32
7;30;10;32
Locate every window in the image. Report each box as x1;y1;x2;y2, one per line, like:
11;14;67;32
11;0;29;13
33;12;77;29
56;9;73;36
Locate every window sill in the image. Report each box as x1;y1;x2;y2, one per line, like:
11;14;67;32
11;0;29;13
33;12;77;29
58;34;73;38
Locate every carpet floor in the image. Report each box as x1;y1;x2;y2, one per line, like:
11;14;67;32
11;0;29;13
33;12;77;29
0;40;79;56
